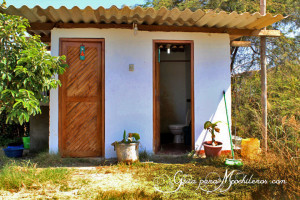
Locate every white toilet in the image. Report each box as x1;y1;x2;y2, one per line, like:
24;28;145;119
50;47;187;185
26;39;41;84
168;109;191;144
168;124;186;143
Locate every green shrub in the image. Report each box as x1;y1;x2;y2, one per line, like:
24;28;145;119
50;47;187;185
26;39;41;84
139;149;151;161
232;62;299;158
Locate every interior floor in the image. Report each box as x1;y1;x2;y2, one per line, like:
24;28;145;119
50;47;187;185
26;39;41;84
157;143;191;155
158;132;191;154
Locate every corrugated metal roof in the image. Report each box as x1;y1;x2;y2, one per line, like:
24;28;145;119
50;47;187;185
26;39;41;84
0;5;284;41
1;5;284;28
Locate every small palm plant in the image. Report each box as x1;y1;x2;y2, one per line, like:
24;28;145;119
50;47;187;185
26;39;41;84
204;121;221;146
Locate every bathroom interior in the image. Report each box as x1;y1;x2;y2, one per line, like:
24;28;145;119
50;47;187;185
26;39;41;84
159;43;192;154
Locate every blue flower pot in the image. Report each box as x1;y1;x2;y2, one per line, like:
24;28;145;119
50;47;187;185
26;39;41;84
3;146;24;158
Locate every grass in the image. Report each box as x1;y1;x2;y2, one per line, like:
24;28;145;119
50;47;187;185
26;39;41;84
31;151;103;167
0;150;298;199
0;150;104;168
0;160;69;191
94;189;163;200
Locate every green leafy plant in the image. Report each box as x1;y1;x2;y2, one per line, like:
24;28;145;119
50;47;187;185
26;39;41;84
0;1;68;125
128;132;140;142
122;130;126;142
204;121;221;146
112;130;140;146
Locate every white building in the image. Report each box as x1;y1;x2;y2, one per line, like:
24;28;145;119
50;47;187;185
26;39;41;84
0;5;283;158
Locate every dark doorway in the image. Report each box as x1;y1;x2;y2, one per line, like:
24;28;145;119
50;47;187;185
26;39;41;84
153;40;194;154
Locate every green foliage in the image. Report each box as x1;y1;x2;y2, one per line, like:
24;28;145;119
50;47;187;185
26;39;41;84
140;0;203;10
127;132;140;143
204;121;221;144
0;112;29;145
130;133;140;141
113;130;140;145
232;62;299;158
0;3;68;125
139;149;150;161
0;0;5;8
122;130;126;142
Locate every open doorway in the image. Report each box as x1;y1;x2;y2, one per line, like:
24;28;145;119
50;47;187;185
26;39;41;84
153;40;194;154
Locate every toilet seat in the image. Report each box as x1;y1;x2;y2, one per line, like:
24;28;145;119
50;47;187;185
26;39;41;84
169;124;186;130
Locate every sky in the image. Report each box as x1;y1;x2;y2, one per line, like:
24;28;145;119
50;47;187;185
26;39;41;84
5;0;146;8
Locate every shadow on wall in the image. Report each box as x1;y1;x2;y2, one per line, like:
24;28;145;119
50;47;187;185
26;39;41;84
195;90;230;151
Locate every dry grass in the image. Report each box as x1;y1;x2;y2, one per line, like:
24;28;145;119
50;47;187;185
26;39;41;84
0;161;70;192
242;153;299;199
0;150;298;199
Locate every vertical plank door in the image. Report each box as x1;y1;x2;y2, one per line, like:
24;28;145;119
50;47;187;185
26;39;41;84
59;39;104;157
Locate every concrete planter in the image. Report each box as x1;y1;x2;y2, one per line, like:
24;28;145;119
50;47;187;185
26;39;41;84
113;142;139;163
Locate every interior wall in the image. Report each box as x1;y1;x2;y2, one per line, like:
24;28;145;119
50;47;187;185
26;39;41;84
159;48;191;133
50;28;231;158
185;46;191;120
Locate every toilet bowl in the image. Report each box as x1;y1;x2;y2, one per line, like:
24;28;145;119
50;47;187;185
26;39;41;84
168;108;191;144
169;124;185;143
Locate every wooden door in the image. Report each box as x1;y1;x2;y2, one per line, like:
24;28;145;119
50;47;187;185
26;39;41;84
153;43;161;153
59;39;104;157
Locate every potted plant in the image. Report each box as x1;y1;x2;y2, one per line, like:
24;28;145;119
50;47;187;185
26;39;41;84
203;121;223;157
111;130;140;163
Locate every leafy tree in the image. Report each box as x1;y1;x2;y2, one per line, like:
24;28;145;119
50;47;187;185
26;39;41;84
0;1;67;125
140;0;202;10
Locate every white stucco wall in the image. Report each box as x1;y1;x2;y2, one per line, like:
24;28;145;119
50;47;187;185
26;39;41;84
50;28;231;158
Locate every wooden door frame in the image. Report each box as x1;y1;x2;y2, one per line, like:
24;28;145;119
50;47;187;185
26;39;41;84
58;38;105;157
153;40;195;154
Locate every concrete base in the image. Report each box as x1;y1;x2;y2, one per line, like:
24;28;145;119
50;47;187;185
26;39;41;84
30;106;49;152
23;149;30;156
